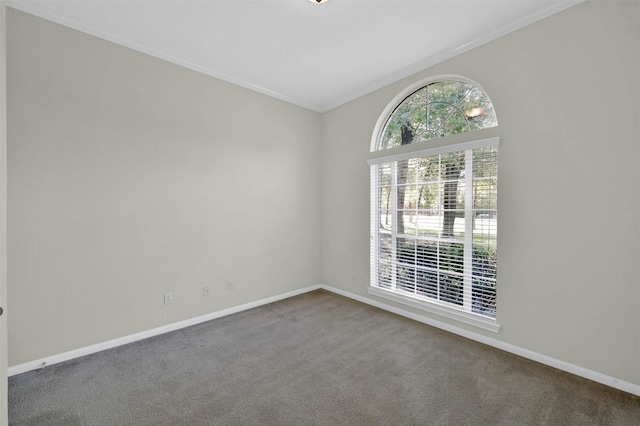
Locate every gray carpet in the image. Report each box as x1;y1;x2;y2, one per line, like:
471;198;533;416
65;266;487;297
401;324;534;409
8;289;640;425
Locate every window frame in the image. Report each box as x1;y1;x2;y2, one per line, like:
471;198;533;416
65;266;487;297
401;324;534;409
369;76;500;333
370;75;497;152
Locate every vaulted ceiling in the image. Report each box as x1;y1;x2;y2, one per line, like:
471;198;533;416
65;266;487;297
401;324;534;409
7;0;582;112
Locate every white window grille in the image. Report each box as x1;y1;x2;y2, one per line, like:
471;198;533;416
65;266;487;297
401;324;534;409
369;78;499;330
370;139;498;320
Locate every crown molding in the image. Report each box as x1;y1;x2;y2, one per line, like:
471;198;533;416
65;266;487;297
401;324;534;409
7;0;584;114
6;0;325;112
318;0;584;112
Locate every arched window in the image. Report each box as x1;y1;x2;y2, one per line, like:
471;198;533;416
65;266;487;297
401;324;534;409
369;77;499;330
378;79;497;150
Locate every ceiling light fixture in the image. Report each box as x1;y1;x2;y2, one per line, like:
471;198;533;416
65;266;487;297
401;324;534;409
309;0;328;4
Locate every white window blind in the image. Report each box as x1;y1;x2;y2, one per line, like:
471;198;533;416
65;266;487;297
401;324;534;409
370;139;498;319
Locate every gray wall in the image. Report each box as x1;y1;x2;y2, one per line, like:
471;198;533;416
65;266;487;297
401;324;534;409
321;1;640;386
7;9;322;366
7;1;640;390
1;0;8;424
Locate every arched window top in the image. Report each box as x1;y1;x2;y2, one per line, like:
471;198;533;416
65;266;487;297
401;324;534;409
376;77;497;151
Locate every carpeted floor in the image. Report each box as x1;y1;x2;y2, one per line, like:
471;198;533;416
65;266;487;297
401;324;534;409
8;289;640;425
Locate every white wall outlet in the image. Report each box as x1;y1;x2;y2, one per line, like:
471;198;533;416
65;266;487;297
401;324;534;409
203;285;210;297
164;292;173;305
227;281;234;291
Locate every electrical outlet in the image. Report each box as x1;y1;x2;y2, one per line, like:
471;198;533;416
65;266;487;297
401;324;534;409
203;285;210;297
164;292;173;305
227;281;234;291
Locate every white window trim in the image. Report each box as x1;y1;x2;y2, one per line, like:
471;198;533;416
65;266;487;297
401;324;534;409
369;137;500;333
367;286;501;333
368;137;499;166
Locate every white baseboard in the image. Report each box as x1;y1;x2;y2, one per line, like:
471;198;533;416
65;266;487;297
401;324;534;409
9;282;640;398
321;284;640;397
7;285;321;377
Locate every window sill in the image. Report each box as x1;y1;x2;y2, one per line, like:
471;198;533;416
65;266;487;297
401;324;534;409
367;286;501;333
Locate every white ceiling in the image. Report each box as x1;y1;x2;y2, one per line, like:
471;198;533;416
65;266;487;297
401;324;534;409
7;0;581;112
